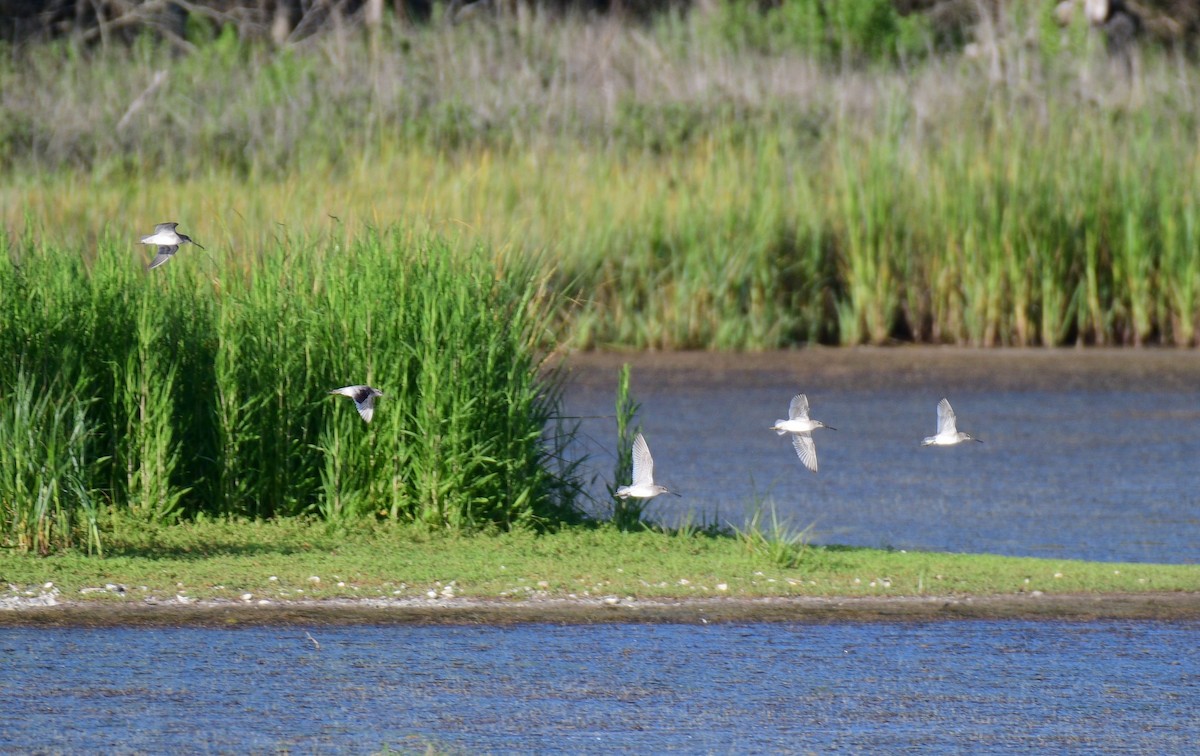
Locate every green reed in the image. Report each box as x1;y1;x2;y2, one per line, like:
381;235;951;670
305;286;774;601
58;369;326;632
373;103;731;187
0;370;102;555
0;228;582;552
607;363;645;531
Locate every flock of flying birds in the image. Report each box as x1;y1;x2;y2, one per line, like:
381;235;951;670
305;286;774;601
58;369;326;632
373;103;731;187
140;222;385;422
139;222;981;489
616;396;980;501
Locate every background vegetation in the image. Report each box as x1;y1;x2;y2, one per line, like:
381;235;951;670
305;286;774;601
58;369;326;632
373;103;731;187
5;2;1200;350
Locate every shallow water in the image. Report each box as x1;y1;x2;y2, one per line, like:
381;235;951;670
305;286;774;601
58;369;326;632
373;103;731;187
562;350;1200;564
2;620;1197;753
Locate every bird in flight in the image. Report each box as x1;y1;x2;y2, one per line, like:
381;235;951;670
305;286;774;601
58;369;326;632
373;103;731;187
770;393;836;473
140;222;204;270
615;433;678;499
329;385;384;423
922;398;981;446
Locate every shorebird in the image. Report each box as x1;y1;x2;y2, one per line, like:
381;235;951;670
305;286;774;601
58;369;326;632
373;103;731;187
922;398;982;446
770;393;835;473
615;433;678;499
140;222;204;270
329;385;384;423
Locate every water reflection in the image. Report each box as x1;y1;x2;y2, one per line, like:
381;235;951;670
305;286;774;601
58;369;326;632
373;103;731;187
562;350;1200;563
2;621;1197;752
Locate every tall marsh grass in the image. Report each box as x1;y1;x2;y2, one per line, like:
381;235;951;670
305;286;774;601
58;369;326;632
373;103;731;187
0;228;581;552
0;371;103;555
3;5;1200;348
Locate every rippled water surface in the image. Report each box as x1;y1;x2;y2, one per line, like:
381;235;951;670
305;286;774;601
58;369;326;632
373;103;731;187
562;350;1200;563
2;621;1197;753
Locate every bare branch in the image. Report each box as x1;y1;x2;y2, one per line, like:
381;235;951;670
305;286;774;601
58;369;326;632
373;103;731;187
117;68;168;132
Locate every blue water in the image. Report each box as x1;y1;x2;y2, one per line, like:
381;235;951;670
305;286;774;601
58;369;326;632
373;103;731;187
2;621;1197;753
563;352;1200;564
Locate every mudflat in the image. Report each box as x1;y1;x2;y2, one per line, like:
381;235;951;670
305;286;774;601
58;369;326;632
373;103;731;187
3;592;1199;627
563;347;1200;394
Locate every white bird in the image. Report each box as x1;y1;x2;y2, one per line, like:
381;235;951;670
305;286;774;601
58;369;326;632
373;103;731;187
615;433;677;499
769;393;835;473
922;398;981;446
329;385;384;423
140;222;204;270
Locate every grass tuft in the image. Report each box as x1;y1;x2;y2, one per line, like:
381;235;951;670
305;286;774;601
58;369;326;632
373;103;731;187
732;500;813;570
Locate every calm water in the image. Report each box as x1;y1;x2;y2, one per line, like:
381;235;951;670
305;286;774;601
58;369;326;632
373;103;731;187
563;350;1200;564
2;621;1197;753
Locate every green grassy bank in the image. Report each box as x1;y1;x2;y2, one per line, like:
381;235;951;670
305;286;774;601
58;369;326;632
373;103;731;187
3;518;1198;608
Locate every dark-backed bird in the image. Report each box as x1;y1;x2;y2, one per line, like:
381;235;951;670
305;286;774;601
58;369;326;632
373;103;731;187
329;385;384;423
140;222;204;270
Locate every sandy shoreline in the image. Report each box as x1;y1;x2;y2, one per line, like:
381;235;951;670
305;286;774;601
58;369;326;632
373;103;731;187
2;592;1198;627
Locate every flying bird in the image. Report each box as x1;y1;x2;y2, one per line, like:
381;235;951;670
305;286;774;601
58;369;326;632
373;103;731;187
140;222;204;270
615;433;678;499
922;398;981;446
330;385;384;423
769;393;835;473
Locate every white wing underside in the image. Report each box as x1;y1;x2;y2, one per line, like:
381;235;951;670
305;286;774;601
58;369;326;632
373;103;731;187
355;399;375;423
788;394;810;421
791;433;818;472
936;398;958;435
630;433;655;486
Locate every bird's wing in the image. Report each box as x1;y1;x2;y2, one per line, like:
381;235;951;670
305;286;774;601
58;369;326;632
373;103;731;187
355;396;375;423
788;393;810;421
791;433;818;473
155;222;178;233
936;398;957;435
630;433;654;486
147;246;178;270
